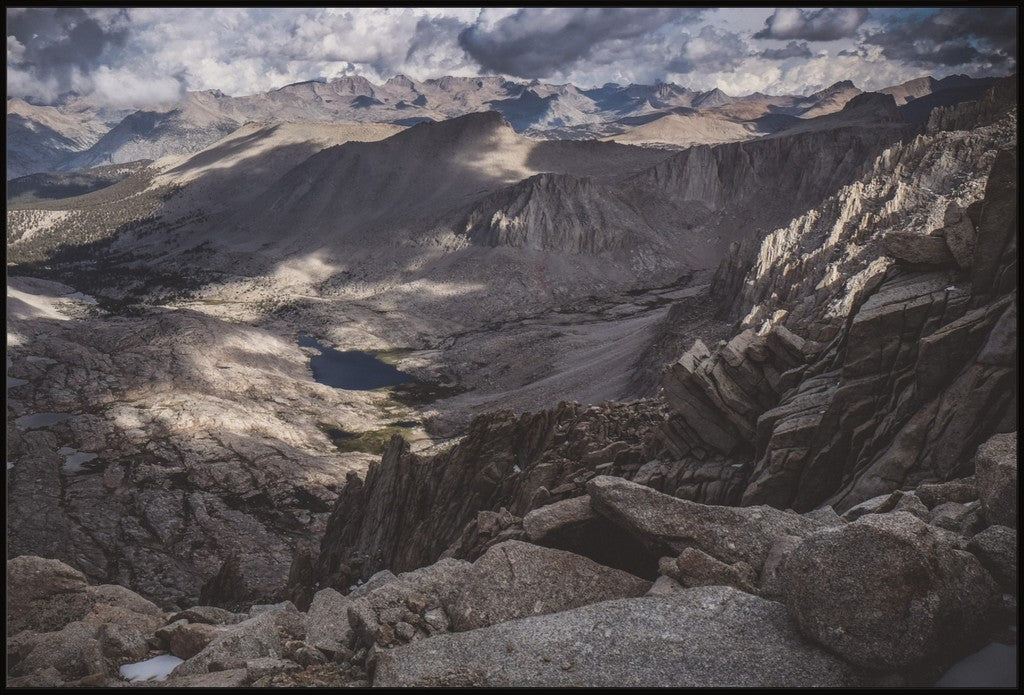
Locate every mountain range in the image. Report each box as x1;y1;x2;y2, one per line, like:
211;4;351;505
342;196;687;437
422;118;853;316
6;73;1000;179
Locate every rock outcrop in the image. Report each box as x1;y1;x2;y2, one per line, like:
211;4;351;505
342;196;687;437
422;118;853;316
655;107;1016;513
783;512;999;671
373;589;861;687
7;557;167;686
314;401;665;590
586;475;821;572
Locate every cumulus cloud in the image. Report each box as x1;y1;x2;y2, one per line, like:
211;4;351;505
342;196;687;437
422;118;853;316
758;41;813;60
667;26;749;74
862;8;1016;69
4;7;1017;107
458;8;706;78
7;7;131;102
406;16;474;76
6;7;483;105
754;8;868;41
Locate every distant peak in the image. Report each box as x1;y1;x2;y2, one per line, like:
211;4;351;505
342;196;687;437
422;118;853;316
840;91;900;120
332;75;373;86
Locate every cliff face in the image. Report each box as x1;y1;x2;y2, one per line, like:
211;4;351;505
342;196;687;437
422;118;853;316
660;110;1016;512
744;147;1016;511
461;173;673;255
623;112;906;266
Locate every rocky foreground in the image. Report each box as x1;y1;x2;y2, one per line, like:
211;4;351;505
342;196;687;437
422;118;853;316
6;431;1016;686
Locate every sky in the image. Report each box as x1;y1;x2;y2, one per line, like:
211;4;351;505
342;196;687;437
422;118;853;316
6;7;1018;108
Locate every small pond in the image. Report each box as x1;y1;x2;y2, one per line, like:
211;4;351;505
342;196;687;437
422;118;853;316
15;412;72;429
298;335;412;390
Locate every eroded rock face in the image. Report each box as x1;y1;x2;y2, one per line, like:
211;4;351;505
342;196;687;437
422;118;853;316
373;588;861;687
783;512;999;671
733;142;1016;513
448;540;650;631
655;101;1016;515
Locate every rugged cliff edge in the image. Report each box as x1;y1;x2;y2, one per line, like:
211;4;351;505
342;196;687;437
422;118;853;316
7;429;1016;686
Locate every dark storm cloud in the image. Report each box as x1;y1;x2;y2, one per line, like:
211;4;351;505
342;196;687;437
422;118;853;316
7;7;128;92
667;26;749;75
458;7;707;78
862;8;1017;68
759;41;813;61
407;15;467;62
754;8;868;42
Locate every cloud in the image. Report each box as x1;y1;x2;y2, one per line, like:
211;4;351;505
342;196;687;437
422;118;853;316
458;7;706;78
405;16;474;76
90;66;184;108
754;8;868;41
758;41;813;60
862;8;1016;68
6;7;131;101
667;26;749;74
4;7;1016;107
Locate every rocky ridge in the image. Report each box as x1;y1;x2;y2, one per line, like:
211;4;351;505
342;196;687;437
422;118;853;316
7;429;1015;686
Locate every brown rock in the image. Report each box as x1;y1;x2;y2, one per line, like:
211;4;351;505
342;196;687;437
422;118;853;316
168;605;248;625
347;559;472;650
914;477;978;509
304;588;353;653
171;602;303;677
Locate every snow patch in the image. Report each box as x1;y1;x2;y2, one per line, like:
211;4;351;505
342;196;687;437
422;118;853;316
119;654;184;682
